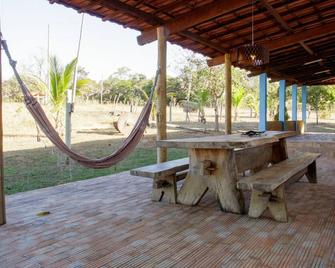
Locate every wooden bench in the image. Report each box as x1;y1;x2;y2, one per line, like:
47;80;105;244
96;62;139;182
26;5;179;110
237;152;321;222
130;158;189;204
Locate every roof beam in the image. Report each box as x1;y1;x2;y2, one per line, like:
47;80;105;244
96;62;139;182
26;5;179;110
179;32;228;54
137;0;250;45
50;0;161;25
259;0;290;31
207;21;335;66
259;0;314;55
263;21;335;50
51;0;229;54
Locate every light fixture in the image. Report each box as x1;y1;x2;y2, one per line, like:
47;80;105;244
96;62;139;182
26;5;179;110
235;0;269;67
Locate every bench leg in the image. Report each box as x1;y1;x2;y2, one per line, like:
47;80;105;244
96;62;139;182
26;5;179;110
268;185;288;222
248;190;270;218
248;185;288;222
152;177;177;204
306;161;317;183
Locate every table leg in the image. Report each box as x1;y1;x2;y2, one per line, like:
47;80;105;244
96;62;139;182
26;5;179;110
178;148;244;214
272;138;288;164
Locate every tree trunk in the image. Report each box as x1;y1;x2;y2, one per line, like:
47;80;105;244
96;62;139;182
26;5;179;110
219;101;223;122
169;102;172;123
315;95;319;125
186;80;191;123
214;99;219;131
234;108;238;121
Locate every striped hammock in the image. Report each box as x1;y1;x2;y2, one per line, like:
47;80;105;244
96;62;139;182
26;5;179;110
1;36;159;169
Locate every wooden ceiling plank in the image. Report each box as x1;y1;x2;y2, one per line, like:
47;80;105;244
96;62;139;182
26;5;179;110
208;21;335;66
259;0;315;56
137;0;250;45
264;21;335;50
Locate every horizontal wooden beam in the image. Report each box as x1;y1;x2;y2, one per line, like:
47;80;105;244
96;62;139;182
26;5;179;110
137;0;249;45
263;21;335;50
207;55;227;67
207;21;335;66
179;31;228;54
51;0;230;54
259;0;315;56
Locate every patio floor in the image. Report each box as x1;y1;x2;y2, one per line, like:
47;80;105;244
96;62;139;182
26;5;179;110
0;158;334;268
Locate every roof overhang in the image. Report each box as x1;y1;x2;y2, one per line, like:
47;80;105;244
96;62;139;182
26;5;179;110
48;0;335;85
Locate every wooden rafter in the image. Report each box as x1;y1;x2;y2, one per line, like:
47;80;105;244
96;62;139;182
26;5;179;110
259;0;315;56
208;20;335;66
264;21;335;50
137;0;250;45
50;0;335;85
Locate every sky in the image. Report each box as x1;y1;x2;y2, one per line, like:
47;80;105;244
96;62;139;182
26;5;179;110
0;0;188;81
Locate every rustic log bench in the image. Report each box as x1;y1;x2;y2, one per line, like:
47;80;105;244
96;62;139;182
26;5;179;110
130;158;189;203
237;152;321;222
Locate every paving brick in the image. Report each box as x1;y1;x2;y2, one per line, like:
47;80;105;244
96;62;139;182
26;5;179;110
0;157;334;268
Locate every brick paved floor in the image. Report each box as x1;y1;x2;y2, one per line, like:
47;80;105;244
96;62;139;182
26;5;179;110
0;159;334;267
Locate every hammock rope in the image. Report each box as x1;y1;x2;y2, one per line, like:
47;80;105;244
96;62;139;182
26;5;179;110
1;35;159;169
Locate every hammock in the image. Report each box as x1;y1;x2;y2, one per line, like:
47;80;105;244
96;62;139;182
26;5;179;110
1;37;159;169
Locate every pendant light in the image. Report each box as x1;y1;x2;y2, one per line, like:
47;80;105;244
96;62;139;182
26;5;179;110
235;0;269;67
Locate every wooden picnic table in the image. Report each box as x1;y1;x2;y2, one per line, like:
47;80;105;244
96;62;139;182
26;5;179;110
157;131;296;214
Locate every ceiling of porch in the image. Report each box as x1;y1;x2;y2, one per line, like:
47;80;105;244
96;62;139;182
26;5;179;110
49;0;335;85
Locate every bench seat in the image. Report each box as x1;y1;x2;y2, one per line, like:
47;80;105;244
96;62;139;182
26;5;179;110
130;158;189;203
237;152;321;222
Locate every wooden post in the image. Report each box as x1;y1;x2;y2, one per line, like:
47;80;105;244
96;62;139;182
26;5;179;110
259;73;267;131
157;27;167;163
0;35;6;225
225;53;232;135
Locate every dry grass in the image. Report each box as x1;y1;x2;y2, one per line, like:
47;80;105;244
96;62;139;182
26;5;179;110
3;101;335;194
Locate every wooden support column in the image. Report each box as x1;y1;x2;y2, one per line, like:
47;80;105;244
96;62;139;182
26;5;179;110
156;27;167;163
292;84;298;121
259;73;267;131
279;80;286;129
302;85;307;130
0;35;6;225
225;53;232;135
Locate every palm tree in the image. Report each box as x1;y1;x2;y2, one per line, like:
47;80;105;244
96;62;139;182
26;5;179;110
49;56;77;130
232;86;245;121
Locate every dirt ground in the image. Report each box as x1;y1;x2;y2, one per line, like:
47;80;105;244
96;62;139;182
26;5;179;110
3;101;335;194
4;101;335;152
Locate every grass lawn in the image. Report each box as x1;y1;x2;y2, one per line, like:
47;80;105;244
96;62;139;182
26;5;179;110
4;143;187;195
3;102;334;195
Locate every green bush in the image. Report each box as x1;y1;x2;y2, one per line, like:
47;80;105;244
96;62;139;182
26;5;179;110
274;106;289;121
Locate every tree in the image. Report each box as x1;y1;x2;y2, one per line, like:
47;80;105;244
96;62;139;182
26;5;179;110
307;85;335;124
3;74;47;102
3;77;23;102
232;85;245;121
177;52;207;122
244;92;258;118
205;66;225;131
49;56;77;130
267;82;279;119
194;89;209;123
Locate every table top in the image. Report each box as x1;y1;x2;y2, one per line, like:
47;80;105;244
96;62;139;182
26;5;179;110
157;131;296;149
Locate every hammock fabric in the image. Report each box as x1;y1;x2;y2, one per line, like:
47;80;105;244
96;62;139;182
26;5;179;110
1;37;159;169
